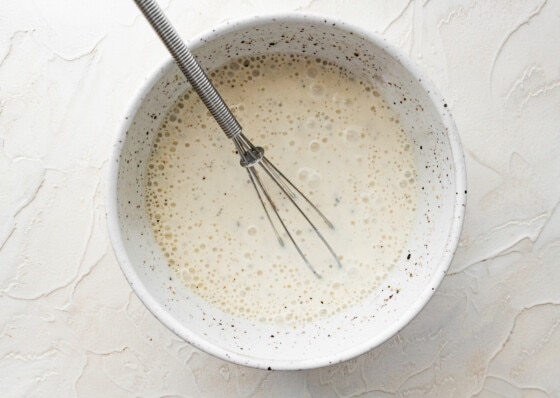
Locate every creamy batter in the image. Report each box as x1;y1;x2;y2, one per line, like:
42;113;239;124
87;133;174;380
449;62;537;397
145;53;417;325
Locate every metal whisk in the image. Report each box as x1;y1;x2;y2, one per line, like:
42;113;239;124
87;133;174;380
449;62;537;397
133;0;342;277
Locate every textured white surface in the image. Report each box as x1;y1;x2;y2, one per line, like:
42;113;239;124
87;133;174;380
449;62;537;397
1;0;559;396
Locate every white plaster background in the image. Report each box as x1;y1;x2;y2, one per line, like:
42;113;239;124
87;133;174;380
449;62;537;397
1;0;559;396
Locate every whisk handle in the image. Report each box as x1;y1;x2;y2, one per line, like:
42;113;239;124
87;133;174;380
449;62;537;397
133;0;243;140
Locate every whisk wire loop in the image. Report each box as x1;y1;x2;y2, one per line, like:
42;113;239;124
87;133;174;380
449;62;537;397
233;134;342;277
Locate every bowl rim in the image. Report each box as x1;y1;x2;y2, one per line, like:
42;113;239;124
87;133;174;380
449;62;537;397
106;11;467;370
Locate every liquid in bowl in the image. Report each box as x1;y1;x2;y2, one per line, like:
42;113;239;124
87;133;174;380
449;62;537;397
145;53;418;326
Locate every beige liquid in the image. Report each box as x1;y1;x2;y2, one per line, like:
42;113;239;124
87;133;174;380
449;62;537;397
145;53;417;325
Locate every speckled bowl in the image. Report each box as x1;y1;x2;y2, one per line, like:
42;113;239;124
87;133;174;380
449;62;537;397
106;14;466;370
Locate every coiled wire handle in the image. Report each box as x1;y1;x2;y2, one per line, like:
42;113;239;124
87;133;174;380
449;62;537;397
133;0;242;140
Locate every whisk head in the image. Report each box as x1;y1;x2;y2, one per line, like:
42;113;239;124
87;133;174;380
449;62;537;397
231;132;342;278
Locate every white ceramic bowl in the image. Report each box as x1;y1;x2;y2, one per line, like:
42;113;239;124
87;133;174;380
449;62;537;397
106;13;466;370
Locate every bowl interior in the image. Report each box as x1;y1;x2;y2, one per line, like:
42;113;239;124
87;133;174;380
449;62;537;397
109;15;465;369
